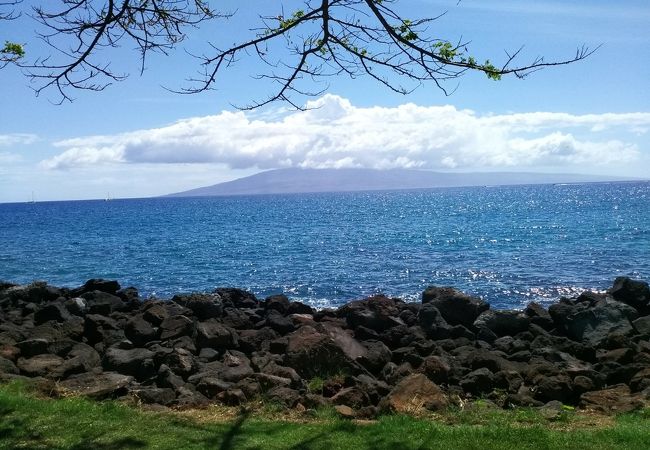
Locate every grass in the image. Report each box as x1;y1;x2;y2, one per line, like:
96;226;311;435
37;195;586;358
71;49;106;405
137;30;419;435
1;381;650;449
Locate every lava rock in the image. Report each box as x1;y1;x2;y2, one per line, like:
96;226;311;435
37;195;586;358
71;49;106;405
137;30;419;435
171;293;223;320
380;373;448;413
422;286;489;328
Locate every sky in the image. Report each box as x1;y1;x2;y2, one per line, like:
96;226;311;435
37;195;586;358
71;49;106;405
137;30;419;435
1;0;649;202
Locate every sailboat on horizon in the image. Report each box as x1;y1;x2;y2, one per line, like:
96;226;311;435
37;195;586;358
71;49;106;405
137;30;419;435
28;191;36;204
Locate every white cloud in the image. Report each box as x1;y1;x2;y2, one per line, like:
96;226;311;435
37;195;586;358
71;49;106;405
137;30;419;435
42;94;648;172
0;152;23;164
0;133;38;147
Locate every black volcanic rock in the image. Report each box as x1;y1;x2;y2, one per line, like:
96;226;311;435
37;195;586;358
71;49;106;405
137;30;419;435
610;277;650;311
2;276;650;414
422;287;489;328
171;293;223;320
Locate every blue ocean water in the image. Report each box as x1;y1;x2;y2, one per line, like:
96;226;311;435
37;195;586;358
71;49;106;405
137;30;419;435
1;182;649;309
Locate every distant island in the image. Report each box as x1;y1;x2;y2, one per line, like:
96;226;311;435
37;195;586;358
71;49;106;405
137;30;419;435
164;168;639;198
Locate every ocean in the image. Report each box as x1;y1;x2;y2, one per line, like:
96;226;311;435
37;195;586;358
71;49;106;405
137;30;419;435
1;182;648;309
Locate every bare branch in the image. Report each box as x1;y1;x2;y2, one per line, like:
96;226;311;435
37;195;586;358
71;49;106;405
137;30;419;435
4;0;596;106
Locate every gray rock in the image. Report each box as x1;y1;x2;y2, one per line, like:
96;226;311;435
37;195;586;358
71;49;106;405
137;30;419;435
565;302;634;347
474;310;530;337
17;354;65;377
81;291;127;315
0;356;19;375
159;315;195;341
58;372;133;399
632;316;650;336
103;347;155;379
125;315;158;346
130;387;177;406
196;320;238;349
64;298;87;316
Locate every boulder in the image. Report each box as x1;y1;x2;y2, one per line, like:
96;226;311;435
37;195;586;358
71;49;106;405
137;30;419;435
214;288;258;309
103;347;156;379
533;375;574;404
157;364;185;390
265;294;291;314
418;304;453;339
60;343;101;375
196;320;238;349
419;355;451;384
253;373;292;390
473;310;530;337
73;279;121;296
287;301;314;315
34;303;72;325
334;405;356;419
632;316;650;336
130;387;177;406
84;314;124;346
16;338;50;358
3;282;63;304
64;298;87;316
237;328;278;354
17;354;65;377
380;373;448;413
565;303;634;347
143;303;169;326
124;315;158;346
630;367;650;392
58;372;133;399
221;308;256;330
358;340;392;374
0;356;19;375
81;291;127;315
331;387;370;408
609;277;650;311
0;344;19;361
460;368;495;395
195;377;233;398
163;347;197;378
422;287;489;328
524;302;554;330
265;310;295;334
285;326;354;378
159;315;195;341
265;386;301;408
323;323;367;361
171;293;223;320
580;384;646;413
339;295;403;332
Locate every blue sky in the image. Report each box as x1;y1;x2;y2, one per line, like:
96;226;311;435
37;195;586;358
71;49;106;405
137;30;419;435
1;0;649;202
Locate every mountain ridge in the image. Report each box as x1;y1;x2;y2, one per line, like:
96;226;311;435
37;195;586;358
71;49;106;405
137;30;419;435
164;168;639;198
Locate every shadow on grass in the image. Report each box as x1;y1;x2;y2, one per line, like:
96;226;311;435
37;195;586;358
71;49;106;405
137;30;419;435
1;400;147;450
203;410;423;450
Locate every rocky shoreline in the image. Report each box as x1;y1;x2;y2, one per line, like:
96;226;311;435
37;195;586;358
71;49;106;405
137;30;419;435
1;277;649;417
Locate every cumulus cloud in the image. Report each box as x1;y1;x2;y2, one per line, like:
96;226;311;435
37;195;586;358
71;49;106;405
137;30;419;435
42;95;647;171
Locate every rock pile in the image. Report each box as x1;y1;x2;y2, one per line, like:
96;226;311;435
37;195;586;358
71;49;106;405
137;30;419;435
1;277;649;417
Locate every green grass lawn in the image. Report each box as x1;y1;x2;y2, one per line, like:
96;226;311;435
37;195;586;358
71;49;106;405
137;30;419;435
1;381;650;450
